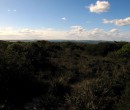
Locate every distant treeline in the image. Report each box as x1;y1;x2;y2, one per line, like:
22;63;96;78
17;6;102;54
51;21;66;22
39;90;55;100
0;40;130;110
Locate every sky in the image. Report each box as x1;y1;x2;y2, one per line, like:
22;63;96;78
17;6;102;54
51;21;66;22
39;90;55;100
0;0;130;41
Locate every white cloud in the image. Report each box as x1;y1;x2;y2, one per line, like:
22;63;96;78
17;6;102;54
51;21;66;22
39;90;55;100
7;9;17;12
67;26;130;41
70;26;86;32
103;17;130;26
88;1;110;14
0;26;130;41
61;17;67;21
0;27;67;40
109;28;119;33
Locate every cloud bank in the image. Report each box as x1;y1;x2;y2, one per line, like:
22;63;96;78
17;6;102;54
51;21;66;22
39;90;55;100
103;17;130;26
88;1;110;14
0;26;130;41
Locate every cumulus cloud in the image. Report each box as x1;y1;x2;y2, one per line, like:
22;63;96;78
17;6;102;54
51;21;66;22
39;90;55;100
103;17;130;26
61;17;67;21
0;27;67;40
88;1;110;14
0;26;130;41
68;26;86;40
70;26;86;32
109;28;120;33
67;26;130;41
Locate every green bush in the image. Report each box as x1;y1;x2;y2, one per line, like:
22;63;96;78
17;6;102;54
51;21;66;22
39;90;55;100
109;44;130;58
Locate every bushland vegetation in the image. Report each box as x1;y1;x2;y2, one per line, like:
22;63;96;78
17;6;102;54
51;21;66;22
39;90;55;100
0;40;130;110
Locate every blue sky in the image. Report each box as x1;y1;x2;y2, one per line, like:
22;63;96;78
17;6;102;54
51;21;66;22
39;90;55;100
0;0;130;40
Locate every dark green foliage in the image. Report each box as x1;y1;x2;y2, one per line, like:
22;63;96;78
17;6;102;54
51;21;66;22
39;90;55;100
113;75;130;110
109;43;130;58
0;40;129;110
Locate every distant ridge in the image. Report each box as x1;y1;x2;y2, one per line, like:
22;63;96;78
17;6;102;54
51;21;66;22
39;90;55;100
48;40;113;44
2;39;115;44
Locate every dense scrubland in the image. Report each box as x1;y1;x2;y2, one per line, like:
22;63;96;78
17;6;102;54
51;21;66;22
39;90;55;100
0;40;130;110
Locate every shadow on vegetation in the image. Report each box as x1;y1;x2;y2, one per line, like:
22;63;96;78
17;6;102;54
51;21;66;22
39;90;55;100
0;40;130;110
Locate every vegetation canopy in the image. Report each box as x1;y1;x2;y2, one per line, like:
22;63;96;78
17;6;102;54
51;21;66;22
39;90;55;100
0;40;130;110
